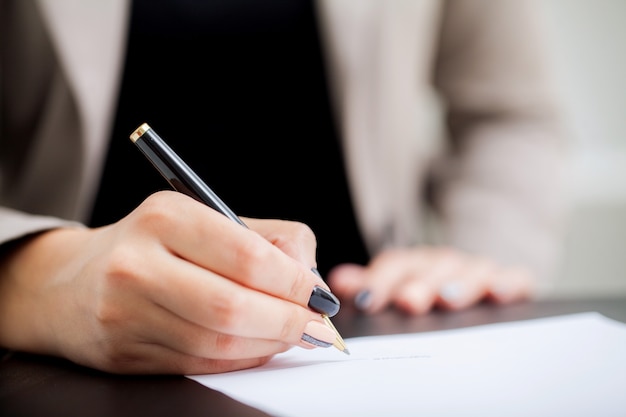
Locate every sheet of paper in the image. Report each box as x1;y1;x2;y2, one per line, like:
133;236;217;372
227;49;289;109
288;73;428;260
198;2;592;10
188;313;626;417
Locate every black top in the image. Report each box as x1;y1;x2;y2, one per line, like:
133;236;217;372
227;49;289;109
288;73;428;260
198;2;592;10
90;0;369;277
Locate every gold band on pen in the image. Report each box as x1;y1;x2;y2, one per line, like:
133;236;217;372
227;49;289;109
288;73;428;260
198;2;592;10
130;123;151;143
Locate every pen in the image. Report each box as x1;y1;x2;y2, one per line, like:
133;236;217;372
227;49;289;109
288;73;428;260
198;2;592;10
129;122;349;355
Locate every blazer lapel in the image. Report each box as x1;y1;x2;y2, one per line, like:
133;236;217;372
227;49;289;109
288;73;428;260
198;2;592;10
35;0;131;218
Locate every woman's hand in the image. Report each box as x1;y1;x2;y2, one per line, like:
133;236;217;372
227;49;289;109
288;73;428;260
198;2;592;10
327;246;535;315
0;191;337;374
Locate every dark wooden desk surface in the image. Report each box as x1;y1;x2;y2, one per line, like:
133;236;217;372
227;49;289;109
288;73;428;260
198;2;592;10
2;297;625;417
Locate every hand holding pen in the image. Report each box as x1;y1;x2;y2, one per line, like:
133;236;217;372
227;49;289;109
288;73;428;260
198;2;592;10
129;123;348;355
0;125;346;376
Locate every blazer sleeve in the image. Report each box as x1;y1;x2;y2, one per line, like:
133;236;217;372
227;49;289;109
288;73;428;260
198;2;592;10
0;0;87;249
0;208;84;246
431;0;568;291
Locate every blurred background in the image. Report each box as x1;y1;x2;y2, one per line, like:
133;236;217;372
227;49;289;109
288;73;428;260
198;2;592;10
539;0;626;297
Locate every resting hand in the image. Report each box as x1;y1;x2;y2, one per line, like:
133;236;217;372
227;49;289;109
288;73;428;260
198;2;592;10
0;191;336;374
327;246;535;315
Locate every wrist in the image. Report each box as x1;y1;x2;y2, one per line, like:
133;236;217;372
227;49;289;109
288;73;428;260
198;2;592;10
0;227;93;354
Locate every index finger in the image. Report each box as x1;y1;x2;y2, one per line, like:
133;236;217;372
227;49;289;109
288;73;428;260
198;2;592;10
243;217;318;268
139;192;336;314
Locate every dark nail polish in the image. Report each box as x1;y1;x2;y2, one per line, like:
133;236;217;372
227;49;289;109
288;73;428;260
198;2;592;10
354;289;372;310
308;286;340;317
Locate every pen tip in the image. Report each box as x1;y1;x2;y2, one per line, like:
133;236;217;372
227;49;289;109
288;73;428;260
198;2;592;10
343;348;351;355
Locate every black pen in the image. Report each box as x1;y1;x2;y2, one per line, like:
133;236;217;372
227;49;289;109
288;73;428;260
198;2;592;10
129;123;349;354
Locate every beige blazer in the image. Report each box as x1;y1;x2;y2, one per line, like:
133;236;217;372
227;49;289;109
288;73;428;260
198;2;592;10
0;0;565;288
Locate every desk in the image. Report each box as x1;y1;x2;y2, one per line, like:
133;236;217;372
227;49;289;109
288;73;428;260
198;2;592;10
2;297;625;417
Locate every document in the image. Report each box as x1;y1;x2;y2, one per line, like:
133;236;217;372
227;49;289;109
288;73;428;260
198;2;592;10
188;313;626;417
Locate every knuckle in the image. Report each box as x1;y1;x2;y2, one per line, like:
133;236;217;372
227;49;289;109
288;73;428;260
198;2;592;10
210;290;248;331
212;333;241;356
104;244;141;280
266;220;316;245
84;319;139;373
93;297;125;328
287;266;309;302
95;250;146;327
97;344;141;374
287;221;316;245
262;220;318;267
279;309;302;343
233;236;272;281
132;192;180;234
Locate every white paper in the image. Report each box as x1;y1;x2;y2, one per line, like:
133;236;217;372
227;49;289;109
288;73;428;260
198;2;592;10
188;313;626;417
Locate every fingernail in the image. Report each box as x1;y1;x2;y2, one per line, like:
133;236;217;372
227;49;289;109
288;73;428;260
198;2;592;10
354;289;373;310
308;286;340;317
439;282;464;303
301;320;336;349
